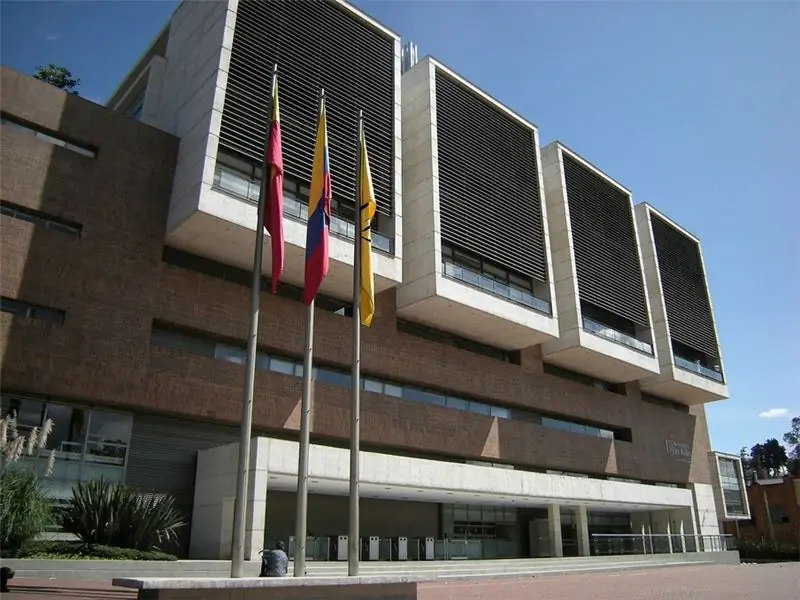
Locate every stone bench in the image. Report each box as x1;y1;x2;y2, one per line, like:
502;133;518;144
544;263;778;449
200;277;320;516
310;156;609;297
112;575;421;600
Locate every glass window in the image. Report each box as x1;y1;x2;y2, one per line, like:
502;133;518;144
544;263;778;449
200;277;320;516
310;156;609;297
316;368;350;387
490;406;510;419
446;396;468;411
363;379;384;394
45;404;88;461
384;384;402;398
405;388;445;406
483;263;506;281
2;396;45;431
269;357;296;376
469;402;491;416
256;353;271;371
542;417;570;431
215;344;245;364
584;426;600;438
508;273;532;291
85;410;132;466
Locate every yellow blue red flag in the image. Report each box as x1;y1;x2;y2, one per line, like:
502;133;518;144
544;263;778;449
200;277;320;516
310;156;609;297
302;93;331;305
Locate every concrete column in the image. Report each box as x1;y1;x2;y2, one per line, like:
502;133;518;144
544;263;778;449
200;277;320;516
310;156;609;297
547;504;563;558
665;518;673;554
244;438;269;560
575;506;590;557
677;517;687;553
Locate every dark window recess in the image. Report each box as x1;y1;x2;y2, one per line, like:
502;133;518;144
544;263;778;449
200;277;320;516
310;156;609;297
650;213;719;359
220;0;395;216
435;69;547;282
640;393;690;414
397;319;514;363
1;297;65;325
0;201;82;237
562;153;648;328
151;324;630;443
161;247;349;315
0;113;97;158
543;362;625;395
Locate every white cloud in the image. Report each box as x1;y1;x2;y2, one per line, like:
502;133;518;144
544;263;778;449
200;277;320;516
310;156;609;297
46;34;60;42
758;408;789;419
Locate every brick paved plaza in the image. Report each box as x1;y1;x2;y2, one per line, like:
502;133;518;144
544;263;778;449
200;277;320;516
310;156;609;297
2;564;798;599
418;564;800;600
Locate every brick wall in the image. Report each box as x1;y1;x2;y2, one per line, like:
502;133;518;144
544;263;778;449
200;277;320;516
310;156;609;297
0;66;712;486
729;478;800;544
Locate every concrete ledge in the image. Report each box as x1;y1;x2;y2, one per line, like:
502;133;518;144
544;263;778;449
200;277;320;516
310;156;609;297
112;575;422;589
112;575;421;600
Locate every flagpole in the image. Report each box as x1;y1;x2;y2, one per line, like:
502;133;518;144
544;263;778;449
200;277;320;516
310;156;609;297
230;63;278;579
348;110;364;577
293;297;314;577
294;88;325;578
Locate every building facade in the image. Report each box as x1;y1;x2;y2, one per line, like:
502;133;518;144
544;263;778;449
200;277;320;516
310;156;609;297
723;475;799;545
2;0;734;562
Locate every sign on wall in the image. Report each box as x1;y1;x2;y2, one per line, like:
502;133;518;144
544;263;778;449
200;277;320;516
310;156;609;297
665;440;692;462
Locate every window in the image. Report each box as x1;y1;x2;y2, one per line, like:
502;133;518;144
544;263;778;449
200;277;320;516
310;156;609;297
212;150;395;253
440;243;551;314
0;394;133;500
149;324;633;445
1;297;65;325
0;201;82;237
396;319;514;363
1;114;96;158
718;456;748;517
543;363;625;395
162;247;349;315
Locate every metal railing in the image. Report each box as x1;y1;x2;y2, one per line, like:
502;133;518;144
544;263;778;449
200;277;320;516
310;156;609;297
213;165;394;254
442;261;551;315
591;533;737;556
268;536;518;561
674;356;724;382
582;317;654;355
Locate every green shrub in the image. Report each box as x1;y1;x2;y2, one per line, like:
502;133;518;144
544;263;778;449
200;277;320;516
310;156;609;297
59;480;186;551
3;540;177;561
0;467;53;552
738;538;800;561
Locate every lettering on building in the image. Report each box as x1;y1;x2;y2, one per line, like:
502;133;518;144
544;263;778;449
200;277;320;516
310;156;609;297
665;440;692;462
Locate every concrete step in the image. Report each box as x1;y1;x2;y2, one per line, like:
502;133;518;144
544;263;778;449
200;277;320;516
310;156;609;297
1;551;739;582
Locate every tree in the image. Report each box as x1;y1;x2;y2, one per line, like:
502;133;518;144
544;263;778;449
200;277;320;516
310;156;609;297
33;64;80;95
750;438;788;478
739;446;756;482
783;416;800;457
783;417;800;475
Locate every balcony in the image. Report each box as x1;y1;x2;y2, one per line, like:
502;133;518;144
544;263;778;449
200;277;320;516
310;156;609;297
164;157;403;301
540;142;661;383
674;356;724;383
396;57;559;350
582;316;653;356
213;165;395;254
442;260;551;316
634;202;729;405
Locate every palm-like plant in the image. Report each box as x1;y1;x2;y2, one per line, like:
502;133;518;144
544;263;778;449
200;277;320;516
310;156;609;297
60;480;186;551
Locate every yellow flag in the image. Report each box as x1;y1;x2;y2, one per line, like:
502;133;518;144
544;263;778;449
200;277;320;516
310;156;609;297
358;126;377;327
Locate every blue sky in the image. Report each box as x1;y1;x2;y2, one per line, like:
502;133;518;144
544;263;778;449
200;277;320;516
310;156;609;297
1;1;797;454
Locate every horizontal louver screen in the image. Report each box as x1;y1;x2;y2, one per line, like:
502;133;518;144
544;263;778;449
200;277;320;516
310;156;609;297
563;154;649;327
220;0;396;216
650;214;719;358
434;70;547;282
